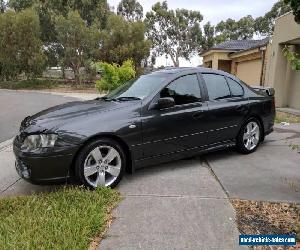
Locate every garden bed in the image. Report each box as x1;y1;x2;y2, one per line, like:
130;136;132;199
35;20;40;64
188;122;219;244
232;199;299;249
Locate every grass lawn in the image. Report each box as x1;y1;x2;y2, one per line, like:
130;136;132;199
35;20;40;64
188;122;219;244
275;111;300;124
0;187;120;250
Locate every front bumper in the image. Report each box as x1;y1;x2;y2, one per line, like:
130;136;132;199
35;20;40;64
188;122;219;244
13;137;79;185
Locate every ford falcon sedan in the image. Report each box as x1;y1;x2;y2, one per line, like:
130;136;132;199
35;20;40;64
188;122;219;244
13;67;275;188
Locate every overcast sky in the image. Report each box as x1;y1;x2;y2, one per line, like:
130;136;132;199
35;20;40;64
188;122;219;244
108;0;278;66
108;0;278;25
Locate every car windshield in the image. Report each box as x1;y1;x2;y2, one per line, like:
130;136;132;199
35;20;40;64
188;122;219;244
105;74;167;101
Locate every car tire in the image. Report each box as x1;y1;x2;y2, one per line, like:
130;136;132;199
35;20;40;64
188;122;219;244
75;138;125;189
236;118;262;154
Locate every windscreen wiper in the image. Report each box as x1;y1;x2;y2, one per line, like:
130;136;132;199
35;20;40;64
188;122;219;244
116;97;141;101
96;96;141;102
97;96;118;102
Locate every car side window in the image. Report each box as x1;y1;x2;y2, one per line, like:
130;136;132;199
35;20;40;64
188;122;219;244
202;74;231;101
160;74;201;105
226;77;244;97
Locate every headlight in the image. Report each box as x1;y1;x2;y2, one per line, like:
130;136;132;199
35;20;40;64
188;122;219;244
21;134;58;151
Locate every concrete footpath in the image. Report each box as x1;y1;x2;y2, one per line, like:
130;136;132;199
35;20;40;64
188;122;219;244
100;159;244;250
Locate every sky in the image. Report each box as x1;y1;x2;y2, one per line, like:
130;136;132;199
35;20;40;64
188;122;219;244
108;0;279;66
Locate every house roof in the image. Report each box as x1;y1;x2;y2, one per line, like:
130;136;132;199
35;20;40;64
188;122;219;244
201;38;270;55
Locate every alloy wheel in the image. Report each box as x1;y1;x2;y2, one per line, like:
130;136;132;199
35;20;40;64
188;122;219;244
83;145;121;187
243;121;260;151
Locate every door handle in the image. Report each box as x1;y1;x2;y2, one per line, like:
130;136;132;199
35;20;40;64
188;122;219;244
193;111;204;119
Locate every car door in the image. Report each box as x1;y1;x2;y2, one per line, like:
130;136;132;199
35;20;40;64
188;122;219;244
200;73;249;145
141;74;208;158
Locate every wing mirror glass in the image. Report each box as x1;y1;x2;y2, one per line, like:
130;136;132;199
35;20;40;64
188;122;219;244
156;97;175;109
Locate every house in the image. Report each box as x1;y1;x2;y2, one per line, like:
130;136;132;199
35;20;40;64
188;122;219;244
201;11;300;110
265;12;300;110
200;38;269;86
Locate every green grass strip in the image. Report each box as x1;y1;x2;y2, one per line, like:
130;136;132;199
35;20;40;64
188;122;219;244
0;187;120;250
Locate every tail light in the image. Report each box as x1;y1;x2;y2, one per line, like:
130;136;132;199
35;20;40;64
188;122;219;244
272;98;275;109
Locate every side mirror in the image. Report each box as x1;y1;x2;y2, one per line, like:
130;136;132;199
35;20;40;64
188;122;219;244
156;97;175;109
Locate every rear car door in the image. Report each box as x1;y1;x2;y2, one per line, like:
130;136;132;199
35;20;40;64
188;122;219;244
200;73;249;145
141;74;208;158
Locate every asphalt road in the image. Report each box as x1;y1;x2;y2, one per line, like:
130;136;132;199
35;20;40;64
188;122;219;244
0;90;77;142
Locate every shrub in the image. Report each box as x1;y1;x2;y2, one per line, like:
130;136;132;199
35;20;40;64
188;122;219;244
92;59;136;92
283;46;300;70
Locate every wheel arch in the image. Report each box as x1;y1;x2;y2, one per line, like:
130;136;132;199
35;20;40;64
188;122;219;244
70;133;133;177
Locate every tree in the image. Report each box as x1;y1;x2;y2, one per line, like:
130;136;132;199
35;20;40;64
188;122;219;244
8;0;36;12
254;0;291;36
201;22;215;51
117;0;143;21
15;8;46;78
8;0;110;72
0;9;46;80
215;18;237;43
236;15;255;39
0;11;20;80
284;0;300;24
215;15;255;43
55;11;101;84
8;0;110;26
68;0;110;27
100;14;151;68
145;1;203;67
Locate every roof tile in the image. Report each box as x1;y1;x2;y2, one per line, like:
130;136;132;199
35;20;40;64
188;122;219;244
211;37;269;51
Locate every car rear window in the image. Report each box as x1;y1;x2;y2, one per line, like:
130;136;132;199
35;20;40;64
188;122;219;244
226;77;244;96
202;74;231;100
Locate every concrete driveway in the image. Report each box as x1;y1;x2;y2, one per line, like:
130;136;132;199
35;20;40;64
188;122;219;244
206;124;300;203
100;159;243;250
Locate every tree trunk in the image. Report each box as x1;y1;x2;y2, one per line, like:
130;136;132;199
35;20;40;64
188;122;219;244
72;66;81;85
61;66;66;80
175;56;180;67
169;53;180;67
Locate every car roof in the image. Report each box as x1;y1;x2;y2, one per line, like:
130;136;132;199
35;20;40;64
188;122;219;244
149;67;235;78
151;67;228;74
